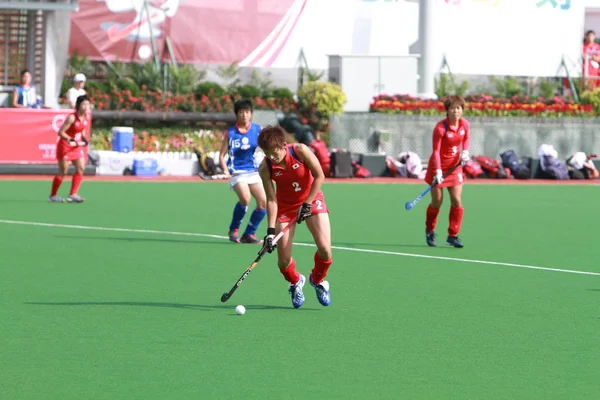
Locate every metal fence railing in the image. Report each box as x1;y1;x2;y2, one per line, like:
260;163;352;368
330;113;600;160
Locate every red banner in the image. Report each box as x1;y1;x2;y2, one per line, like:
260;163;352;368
68;0;305;67
0;109;90;164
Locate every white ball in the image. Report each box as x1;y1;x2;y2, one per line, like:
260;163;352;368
138;45;152;60
235;305;246;315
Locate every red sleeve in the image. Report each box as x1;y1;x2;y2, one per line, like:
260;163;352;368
462;120;470;152
431;124;444;170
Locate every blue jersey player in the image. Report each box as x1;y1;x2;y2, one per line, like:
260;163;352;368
219;99;267;244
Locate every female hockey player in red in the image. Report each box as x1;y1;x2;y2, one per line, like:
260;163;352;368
48;95;91;203
257;126;332;308
424;95;471;248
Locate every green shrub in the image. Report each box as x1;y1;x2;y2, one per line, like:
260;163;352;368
236;84;261;99
580;87;600;115
297;81;347;117
168;64;204;95
271;87;295;100
195;81;226;98
114;78;140;96
132;62;162;91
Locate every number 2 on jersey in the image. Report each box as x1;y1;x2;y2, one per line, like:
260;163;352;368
292;182;301;192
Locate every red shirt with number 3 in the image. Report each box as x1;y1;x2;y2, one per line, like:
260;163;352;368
424;117;471;187
267;144;328;223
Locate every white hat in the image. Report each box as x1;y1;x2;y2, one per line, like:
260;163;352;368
73;73;86;82
569;152;587;170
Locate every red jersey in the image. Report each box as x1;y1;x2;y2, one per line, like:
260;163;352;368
429;118;470;170
55;113;89;161
267;144;319;206
63;113;89;142
583;43;600;72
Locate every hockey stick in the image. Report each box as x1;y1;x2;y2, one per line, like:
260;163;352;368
405;163;461;211
220;219;296;302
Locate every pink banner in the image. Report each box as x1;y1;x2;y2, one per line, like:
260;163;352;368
69;0;306;66
0;109;89;164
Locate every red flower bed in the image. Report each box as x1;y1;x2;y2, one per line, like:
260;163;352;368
73;87;298;114
370;94;594;117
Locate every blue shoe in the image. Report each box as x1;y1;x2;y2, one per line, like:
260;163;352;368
446;236;464;248
426;230;437;247
309;274;330;306
288;274;305;308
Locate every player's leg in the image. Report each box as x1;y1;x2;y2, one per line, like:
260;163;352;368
306;213;332;306
228;179;251;243
49;160;69;202
446;184;464;248
241;181;267;244
275;220;305;308
67;158;86;203
425;186;443;246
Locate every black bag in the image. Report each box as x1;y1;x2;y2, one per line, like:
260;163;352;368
568;169;586;180
193;147;218;177
500;150;530;179
330;149;353;178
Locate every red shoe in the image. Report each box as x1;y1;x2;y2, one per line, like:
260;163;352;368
228;229;240;243
240;234;263;244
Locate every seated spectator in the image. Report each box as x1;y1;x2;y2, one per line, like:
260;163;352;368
567;152;599;179
398;151;426;179
12;69;37;108
66;73;87;109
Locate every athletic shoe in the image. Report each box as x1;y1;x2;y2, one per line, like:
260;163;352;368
240;234;263;244
446;236;464;248
228;229;240;243
309;274;330;306
66;194;85;203
48;195;64;203
426;231;437;247
288;274;306;309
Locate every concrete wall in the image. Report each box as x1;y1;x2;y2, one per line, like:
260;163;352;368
42;10;71;109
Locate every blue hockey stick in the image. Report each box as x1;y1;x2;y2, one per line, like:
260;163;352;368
405;164;461;211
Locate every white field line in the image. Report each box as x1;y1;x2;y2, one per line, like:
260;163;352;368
0;219;598;277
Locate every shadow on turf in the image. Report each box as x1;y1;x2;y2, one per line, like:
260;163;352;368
334;242;455;249
0;199;47;203
57;235;449;250
25;301;321;311
54;235;233;246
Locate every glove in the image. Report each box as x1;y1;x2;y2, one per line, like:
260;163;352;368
460;150;470;165
81;137;89;146
296;202;312;224
262;228;277;254
433;169;444;185
68;139;77;147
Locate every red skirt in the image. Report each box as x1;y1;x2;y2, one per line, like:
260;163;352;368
277;192;328;223
56;141;85;161
424;163;465;187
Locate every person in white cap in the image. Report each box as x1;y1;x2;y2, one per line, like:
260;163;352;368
66;73;87;108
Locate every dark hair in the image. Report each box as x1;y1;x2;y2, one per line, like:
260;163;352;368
443;95;466;111
75;94;90;111
21;69;31;77
258;125;286;151
234;99;253;115
586;30;595;37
